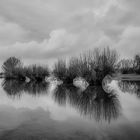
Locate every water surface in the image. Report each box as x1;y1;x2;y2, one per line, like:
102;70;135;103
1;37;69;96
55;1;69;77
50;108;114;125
0;79;140;140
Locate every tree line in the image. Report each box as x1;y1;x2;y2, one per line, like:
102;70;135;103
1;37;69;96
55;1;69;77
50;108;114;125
1;47;140;86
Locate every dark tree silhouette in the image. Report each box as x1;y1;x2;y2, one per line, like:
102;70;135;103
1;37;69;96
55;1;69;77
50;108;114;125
134;54;140;74
2;57;22;79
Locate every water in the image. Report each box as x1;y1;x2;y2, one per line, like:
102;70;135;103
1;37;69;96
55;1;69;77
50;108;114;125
0;80;140;140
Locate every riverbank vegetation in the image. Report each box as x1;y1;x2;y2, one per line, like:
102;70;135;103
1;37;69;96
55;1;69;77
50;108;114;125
1;47;140;85
2;57;50;82
53;47;119;85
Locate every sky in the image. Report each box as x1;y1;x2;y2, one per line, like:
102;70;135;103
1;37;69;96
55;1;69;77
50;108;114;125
0;0;140;65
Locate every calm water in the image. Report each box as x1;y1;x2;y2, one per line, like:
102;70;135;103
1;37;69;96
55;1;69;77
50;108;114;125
0;80;140;140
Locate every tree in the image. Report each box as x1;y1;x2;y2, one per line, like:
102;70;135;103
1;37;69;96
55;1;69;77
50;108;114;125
2;57;22;77
134;54;140;73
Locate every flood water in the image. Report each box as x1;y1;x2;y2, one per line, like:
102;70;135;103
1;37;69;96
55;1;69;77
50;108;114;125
0;79;140;140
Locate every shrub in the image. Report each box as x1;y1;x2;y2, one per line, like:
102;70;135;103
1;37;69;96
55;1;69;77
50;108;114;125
53;56;96;84
68;55;96;84
89;47;118;84
53;47;118;85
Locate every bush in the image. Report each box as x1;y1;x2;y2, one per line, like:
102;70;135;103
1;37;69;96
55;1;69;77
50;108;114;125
53;56;96;84
68;55;96;84
89;47;118;84
53;47;118;85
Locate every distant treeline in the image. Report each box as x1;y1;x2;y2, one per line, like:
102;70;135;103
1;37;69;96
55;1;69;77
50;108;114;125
1;47;140;85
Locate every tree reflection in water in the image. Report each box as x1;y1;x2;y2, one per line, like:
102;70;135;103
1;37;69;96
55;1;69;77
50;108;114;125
118;80;140;97
53;84;121;123
2;79;49;98
1;79;121;123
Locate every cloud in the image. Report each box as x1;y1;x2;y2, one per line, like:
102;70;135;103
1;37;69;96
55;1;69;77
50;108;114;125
0;0;118;41
0;0;139;63
116;26;140;58
0;17;28;45
0;29;78;61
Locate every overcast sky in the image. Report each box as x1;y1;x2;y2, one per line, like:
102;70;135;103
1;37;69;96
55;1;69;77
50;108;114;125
0;0;140;65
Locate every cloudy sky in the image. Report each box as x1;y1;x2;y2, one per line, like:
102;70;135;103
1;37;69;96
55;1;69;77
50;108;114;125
0;0;140;65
